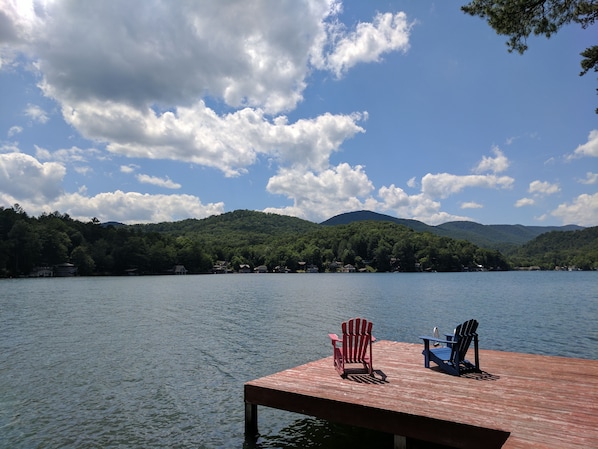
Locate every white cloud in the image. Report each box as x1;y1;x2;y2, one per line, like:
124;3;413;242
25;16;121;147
0;151;222;224
461;202;483;209
265;162;375;221
528;180;560;196
568;129;598;159
515;198;535;207
120;164;138;174
421;173;514;199
35;145;101;164
0;152;65;203
136;174;181;190
51;191;224;224
27;1;324;114
406;176;417;188
551;193;598;226
7;126;22;137
473;146;509;174
376;184;469;225
0;0;41;44
24;104;49;124
8;1;410;116
1;0;417;224
317;12;412;78
61;99;365;176
578;172;598;185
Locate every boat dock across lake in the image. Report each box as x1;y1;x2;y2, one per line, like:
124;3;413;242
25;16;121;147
245;341;598;449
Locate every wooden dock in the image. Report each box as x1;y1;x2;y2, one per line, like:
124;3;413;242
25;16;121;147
244;341;598;449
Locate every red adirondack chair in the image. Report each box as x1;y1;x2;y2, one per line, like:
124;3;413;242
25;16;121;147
328;318;375;377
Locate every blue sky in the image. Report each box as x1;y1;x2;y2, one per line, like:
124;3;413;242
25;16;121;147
1;1;596;226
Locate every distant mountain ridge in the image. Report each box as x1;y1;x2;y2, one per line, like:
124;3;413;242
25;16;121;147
321;210;584;251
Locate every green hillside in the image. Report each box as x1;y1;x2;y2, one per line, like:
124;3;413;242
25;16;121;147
1;206;595;277
510;227;598;270
322;210;584;251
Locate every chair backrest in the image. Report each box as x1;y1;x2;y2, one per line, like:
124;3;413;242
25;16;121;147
451;319;478;362
342;318;373;363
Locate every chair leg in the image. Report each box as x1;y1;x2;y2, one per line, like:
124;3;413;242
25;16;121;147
473;336;480;371
423;340;430;368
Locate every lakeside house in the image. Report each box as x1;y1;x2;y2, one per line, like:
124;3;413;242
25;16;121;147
54;263;77;277
342;264;356;273
212;261;231;274
30;266;53;277
173;265;187;275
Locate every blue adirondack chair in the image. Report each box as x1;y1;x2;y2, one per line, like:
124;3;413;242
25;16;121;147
329;318;375;377
420;319;480;376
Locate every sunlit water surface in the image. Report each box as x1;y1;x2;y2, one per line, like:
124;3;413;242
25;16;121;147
1;272;596;448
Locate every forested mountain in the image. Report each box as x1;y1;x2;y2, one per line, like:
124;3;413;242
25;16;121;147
0;206;595;277
509;227;598;270
322;210;583;251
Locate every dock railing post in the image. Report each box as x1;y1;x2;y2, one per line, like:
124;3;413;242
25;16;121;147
394;434;407;449
245;402;258;438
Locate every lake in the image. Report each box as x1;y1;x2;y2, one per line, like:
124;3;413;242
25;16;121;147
1;272;596;448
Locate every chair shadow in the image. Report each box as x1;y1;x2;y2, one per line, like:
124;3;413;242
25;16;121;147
462;370;500;381
345;369;388;384
428;365;500;381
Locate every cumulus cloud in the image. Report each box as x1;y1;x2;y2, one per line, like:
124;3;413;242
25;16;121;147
0;151;222;223
568;129;598;159
421;173;514;199
35;145;101;164
120;164;138;174
136;174;181;190
62;99;365;176
8;1;410;115
0;152;65;203
24;104;49;124
316;12;412;77
528;180;560;196
265;163;376;221
23;1;320;113
551;192;598;226
461;202;483;209
0;1;418;223
7;126;22;137
377;184;469;224
515;198;535;207
579;172;598;185
49;191;224;224
473;147;509;174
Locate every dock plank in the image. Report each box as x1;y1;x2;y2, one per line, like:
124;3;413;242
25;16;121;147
244;341;598;449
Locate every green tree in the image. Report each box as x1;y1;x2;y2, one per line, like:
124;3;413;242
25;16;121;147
71;246;96;275
7;220;41;275
462;0;598;112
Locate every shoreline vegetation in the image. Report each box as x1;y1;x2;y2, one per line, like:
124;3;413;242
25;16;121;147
1;206;596;278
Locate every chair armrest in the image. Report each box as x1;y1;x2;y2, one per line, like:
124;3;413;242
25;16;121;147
420;336;454;345
328;333;340;342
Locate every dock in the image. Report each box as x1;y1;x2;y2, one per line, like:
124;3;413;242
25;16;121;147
244;341;598;449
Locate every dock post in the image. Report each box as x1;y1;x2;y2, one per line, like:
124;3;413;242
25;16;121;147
245;402;258;437
394;435;407;449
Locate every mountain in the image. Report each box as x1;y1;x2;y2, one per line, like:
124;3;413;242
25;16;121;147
321;210;584;251
134;209;320;239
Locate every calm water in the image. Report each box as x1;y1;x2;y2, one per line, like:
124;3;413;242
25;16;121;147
1;272;596;448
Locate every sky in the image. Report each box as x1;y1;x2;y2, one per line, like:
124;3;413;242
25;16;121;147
0;1;596;227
